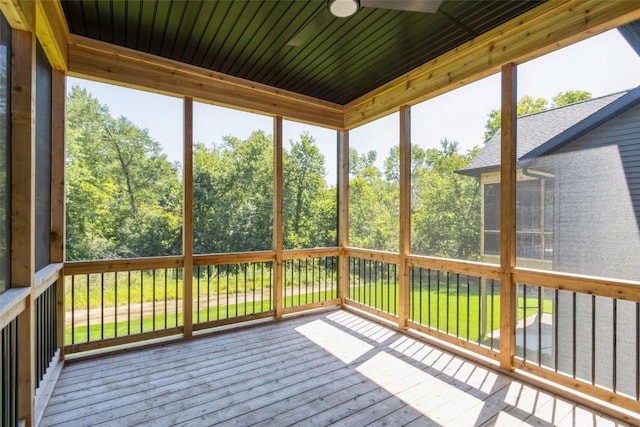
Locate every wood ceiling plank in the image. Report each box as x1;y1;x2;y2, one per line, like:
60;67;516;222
344;0;640;129
67;35;344;129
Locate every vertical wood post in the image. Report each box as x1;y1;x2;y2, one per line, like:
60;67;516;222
398;106;411;329
12;27;36;427
499;63;517;370
273;116;284;319
183;97;194;337
50;69;65;358
337;130;349;304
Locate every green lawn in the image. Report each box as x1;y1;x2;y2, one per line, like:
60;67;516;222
65;291;338;345
349;283;552;344
65;278;552;348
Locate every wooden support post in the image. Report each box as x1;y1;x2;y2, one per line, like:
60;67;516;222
337;130;349;304
183;97;194;337
499;63;517;371
12;27;36;427
398;106;411;329
274;116;284;319
50;69;65;359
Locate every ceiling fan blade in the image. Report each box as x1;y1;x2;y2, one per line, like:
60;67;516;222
287;10;334;48
360;0;443;13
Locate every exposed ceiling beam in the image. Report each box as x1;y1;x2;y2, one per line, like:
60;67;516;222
344;0;640;129
67;35;345;130
35;0;68;71
0;0;34;31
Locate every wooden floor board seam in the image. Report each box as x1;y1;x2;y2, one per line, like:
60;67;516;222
41;310;633;427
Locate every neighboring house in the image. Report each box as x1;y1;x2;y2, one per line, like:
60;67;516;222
460;86;640;396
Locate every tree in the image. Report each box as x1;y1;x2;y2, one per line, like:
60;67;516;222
483;90;592;142
411;140;481;259
193;131;274;254
283;132;336;249
551;90;592;107
349;147;399;252
65;86;182;260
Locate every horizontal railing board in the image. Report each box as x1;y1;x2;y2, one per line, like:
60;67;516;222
513;359;640;425
345;248;401;264
64;256;184;275
192;312;275;332
0;287;30;330
408;255;501;280
344;299;399;325
282;299;341;316
34;263;63;299
64;327;183;354
193;251;276;266
282;247;342;260
513;267;640;303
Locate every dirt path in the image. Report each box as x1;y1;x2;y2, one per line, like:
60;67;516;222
66;284;337;328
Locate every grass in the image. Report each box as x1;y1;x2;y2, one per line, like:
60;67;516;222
65;265;337;310
65;273;553;348
350;282;553;344
66;291;338;344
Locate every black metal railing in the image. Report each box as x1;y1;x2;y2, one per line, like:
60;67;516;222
65;267;183;346
348;257;398;316
1;316;18;427
194;262;274;323
516;283;640;403
410;267;500;349
35;282;58;389
283;256;338;309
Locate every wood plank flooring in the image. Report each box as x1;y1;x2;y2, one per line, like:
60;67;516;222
41;310;631;427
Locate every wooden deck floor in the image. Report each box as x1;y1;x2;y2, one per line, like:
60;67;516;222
41;310;630;427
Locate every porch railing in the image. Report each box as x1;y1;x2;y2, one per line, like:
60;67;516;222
63;258;184;353
35;280;58;388
512;269;640;414
192;254;274;329
347;252;399;319
282;251;339;313
1;313;19;427
59;248;640;420
0;263;62;427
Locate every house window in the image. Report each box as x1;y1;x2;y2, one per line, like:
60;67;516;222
0;13;10;294
483;179;554;260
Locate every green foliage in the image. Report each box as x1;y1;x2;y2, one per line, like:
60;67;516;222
551;90;592;107
67;86;482;262
349;139;480;259
483;90;593;142
65;86;182;260
283;132;337;248
193;131;274;253
411;140;481;259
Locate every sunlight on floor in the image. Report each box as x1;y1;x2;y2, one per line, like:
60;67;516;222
326;311;396;343
293;312;632;426
295;319;373;363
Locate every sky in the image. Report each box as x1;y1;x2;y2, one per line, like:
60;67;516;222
68;28;640;184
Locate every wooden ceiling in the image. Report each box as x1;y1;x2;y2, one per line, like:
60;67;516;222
60;0;544;105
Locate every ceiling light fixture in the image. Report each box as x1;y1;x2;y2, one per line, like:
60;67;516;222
328;0;359;18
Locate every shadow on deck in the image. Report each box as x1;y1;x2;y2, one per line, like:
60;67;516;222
41;310;628;426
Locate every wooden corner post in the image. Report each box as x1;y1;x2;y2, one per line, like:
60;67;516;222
398;106;411;330
274;116;284;319
12;27;36;426
337;129;349;304
183;97;194;337
499;63;517;370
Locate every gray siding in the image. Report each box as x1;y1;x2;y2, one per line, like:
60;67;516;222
538;103;640;398
548;102;640;280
